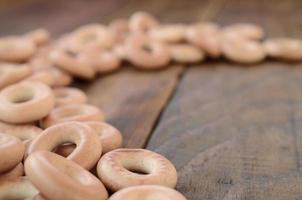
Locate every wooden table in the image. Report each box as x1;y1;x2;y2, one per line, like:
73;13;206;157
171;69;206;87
1;0;302;199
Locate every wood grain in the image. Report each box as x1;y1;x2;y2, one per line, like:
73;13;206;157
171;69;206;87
147;0;302;199
80;66;183;148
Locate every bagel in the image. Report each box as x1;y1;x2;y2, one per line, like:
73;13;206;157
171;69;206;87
41;104;104;128
25;151;108;200
27;122;102;169
97;148;177;192
0;133;25;173
0;81;55;124
109;185;187;200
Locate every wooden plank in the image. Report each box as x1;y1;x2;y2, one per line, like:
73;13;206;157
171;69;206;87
147;0;302;199
80;66;183;148
0;0;128;36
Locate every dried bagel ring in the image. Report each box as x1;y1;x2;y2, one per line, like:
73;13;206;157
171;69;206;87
25;70;54;86
149;24;186;43
170;44;205;63
0;163;24;182
221;33;266;64
222;23;264;40
0;177;39;199
49;49;95;79
46;67;73;87
129;11;159;33
24;29;50;46
79;49;121;74
0;37;36;62
41;104;104;128
67;24;114;52
25;151;108;200
263;38;302;61
0;81;55;124
27;122;102;169
0;62;32;89
53;87;87;107
125;33;170;69
109;18;129;44
109;185;187;200
28;46;53;70
0;121;42;149
56;121;122;156
185;22;221;57
0;133;25;173
97;148;177;192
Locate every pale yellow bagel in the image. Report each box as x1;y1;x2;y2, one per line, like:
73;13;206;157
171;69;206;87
25;151;108;200
28;46;53;71
41;104;104;128
25;70;54;86
0;37;36;62
0;62;32;89
186;22;221;57
263;38;302;61
0;177;39;199
0;163;24;182
85;121;122;153
67;24;114;52
27;122;102;169
25;29;50;46
79;49;121;74
97;148;178;192
0;81;55;124
223;23;264;40
129;11;159;33
0;133;25;173
125;33;170;69
56;121;122;157
222;33;266;64
46;67;73;87
0;121;42;149
170;44;205;63
149;24;186;43
49;49;95;79
53;87;87;107
109;185;187;200
109;18;129;44
113;44;127;59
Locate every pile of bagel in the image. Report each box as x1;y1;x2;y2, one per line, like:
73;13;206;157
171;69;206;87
0;11;302;200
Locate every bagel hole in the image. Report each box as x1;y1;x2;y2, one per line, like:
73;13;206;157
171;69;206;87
142;44;152;53
65;50;77;57
9;88;34;104
53;142;76;157
125;166;150;175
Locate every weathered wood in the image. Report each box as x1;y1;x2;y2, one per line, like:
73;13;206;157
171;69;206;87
80;66;183;148
0;0;127;36
147;0;302;199
223;172;302;200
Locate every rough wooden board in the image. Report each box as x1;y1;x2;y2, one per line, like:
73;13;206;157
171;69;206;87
79;66;183;148
147;63;302;199
146;0;302;199
223;172;302;200
0;0;127;36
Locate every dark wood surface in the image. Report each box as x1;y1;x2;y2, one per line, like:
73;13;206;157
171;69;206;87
1;0;302;199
